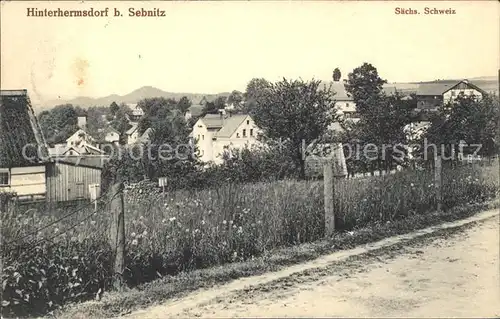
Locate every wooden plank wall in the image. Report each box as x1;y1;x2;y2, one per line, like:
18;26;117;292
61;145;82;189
46;162;101;202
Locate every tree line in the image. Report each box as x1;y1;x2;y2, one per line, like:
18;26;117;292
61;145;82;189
38;62;500;188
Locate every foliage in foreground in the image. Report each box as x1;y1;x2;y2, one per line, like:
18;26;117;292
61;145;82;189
1;163;498;317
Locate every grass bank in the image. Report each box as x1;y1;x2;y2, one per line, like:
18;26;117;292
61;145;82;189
54;197;499;319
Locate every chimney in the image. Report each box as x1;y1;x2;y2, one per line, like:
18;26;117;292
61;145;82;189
77;116;87;129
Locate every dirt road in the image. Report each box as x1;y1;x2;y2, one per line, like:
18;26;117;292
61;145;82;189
126;213;500;318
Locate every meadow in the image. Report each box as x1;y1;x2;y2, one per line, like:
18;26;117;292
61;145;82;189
1;161;499;317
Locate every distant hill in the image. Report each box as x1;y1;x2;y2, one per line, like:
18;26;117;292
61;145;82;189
35;86;231;112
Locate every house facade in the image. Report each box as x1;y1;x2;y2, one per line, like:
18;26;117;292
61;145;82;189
416;80;486;111
125;124;140;144
104;127;120;144
192;112;261;164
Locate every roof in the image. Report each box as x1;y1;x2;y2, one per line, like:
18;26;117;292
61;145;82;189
416;80;488;96
105;126;120;134
66;129;96;142
0;89;49;167
317;81;353;101
48;146;80;156
417;81;459;96
53;156;107;169
126;123;138;135
199;114;250;138
81;144;105;155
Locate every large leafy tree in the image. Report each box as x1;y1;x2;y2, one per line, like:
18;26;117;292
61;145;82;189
243;78;271;115
424;94;500;160
227;90;244;107
252;78;336;179
355;93;415;172
86;105;109;140
109;103;132;144
344;62;387;115
177;96;192;114
38;104;80;145
109;101;120;116
201;96;226;116
340;64;414;174
105;97;196;184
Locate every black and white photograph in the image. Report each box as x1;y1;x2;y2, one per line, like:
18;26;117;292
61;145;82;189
1;1;499;318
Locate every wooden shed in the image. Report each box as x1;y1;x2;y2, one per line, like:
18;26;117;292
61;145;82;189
45;156;104;202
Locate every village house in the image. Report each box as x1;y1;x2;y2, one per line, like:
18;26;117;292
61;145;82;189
316;81;360;132
192;111;261;164
125;123;140;144
65;128;98;148
416;79;487;111
127;103;144;122
48;128;105;156
125;124;153;145
103;127;120;144
0;89;104;203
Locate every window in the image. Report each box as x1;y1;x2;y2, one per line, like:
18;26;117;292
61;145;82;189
242;129;247;137
236;133;240;138
451;91;456;97
202;135;205;140
246;120;250;125
250;129;254;136
0;171;9;186
346;103;349;107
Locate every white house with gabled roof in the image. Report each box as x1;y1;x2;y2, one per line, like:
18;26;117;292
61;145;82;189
192;112;261;164
66;129;97;148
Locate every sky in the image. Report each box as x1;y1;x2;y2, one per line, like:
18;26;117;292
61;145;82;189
1;1;499;105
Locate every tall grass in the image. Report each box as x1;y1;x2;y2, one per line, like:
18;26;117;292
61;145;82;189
1;161;498;317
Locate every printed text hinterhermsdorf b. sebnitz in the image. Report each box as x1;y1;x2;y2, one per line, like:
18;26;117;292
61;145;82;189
26;7;166;18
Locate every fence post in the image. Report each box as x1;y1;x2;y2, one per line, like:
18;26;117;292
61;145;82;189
434;154;442;211
109;182;125;291
324;160;335;237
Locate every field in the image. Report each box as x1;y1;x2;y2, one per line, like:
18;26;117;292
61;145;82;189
1;161;499;317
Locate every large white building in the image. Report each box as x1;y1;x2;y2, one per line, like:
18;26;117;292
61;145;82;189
192;112;261;164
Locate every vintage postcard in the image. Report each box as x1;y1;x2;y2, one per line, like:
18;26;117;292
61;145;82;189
1;1;499;318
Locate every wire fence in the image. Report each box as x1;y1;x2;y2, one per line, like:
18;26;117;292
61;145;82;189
1;187;124;255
